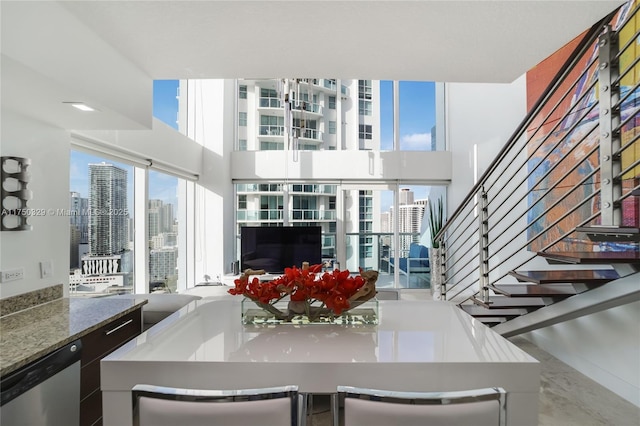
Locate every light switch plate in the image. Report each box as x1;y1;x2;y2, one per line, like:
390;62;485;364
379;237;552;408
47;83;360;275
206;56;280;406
40;260;53;279
1;268;24;283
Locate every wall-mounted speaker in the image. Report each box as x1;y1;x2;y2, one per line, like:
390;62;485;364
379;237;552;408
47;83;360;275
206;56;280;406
1;157;32;231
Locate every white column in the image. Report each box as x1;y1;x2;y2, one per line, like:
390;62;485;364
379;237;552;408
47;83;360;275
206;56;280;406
134;166;148;294
177;179;195;291
393;81;400;150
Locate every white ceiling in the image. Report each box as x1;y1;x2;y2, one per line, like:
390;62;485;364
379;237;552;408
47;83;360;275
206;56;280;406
1;0;626;131
60;0;624;82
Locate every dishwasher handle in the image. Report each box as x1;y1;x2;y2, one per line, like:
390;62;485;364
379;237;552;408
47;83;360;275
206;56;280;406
1;339;83;406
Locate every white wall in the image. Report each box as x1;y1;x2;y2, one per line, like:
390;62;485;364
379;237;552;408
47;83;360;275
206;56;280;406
446;76;527;211
1;111;71;298
230;150;452;182
524;302;640;406
183;80;237;282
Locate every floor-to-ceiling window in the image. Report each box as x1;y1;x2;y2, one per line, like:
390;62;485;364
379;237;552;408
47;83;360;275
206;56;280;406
69;150;135;296
148;171;181;293
230;78;441;289
69;80;194;296
235;182;337;266
399;81;437;151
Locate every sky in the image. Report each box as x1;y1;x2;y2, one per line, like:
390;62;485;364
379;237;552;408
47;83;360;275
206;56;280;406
70;79;435;211
380;80;436;151
153;80;180;131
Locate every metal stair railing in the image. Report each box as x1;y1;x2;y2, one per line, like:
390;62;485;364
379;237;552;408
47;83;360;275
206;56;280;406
436;3;640;303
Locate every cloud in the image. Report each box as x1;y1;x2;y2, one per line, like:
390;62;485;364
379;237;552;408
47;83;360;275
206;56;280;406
401;133;432;150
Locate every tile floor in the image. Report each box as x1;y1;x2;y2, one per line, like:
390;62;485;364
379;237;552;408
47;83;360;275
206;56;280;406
307;336;640;426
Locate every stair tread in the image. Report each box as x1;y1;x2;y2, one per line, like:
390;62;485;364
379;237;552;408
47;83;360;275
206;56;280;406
575;226;640;242
509;269;619;284
538;251;640;264
490;283;577;297
460;304;528;317
471;296;547;308
575;226;640;234
476;317;507;324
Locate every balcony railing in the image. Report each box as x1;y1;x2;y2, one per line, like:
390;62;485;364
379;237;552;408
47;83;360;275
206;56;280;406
322;79;337;91
290;185;337;195
344;232;428;289
293;128;323;141
259;125;285;136
290;209;336;221
259;98;282;108
292;101;322;115
236;209;284;221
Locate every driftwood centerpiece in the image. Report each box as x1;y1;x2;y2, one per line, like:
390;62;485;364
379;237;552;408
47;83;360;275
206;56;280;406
229;264;379;324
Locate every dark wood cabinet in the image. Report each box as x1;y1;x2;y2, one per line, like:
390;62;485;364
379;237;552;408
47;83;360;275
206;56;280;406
80;307;142;426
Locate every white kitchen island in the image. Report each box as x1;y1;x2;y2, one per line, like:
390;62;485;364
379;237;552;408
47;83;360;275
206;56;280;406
101;299;540;425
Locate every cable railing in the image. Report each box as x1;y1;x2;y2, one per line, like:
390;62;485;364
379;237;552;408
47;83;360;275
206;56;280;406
435;3;640;303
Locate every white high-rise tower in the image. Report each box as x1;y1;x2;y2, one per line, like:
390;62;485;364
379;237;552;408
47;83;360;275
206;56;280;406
88;163;128;255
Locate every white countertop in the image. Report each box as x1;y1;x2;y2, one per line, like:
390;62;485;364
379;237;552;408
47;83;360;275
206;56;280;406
107;299;535;364
101;299;540;426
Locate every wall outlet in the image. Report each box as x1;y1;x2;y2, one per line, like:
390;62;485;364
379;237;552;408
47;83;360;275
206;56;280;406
1;268;24;283
40;260;53;279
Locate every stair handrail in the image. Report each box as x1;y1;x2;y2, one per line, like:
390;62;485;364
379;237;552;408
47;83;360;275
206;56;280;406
435;3;640;303
433;10;620;246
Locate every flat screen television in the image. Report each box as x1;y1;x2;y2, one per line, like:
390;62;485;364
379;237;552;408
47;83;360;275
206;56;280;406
240;226;322;274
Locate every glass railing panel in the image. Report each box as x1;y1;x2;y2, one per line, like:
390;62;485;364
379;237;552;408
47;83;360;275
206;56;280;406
259;98;282;108
292;102;322;114
343;232;429;290
322;79;337;91
259;125;285;136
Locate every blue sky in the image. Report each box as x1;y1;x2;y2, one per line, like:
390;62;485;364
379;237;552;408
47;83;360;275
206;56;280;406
153;80;180;130
71;79;435;211
380;80;436;151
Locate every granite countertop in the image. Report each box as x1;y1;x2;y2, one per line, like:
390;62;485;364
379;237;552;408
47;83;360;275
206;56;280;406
0;297;147;377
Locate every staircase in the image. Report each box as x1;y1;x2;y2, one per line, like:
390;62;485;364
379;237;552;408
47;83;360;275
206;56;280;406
433;4;640;338
460;248;640;334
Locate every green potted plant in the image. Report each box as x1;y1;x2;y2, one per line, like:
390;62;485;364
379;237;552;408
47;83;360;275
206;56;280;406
428;197;445;300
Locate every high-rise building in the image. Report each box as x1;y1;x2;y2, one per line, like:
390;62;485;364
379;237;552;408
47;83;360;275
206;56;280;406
69;191;88;268
148;199;177;250
161;203;174;233
148;199;162;240
79;163;132;290
88;163;128;255
389;189;426;255
149;247;178;290
231;79;381;269
70;191;89;241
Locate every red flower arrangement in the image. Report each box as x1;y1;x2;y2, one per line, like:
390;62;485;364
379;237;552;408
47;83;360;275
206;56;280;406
229;264;378;321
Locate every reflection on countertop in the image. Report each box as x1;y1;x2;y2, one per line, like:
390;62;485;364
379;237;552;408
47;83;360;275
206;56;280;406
231;326;378;362
108;299;537;365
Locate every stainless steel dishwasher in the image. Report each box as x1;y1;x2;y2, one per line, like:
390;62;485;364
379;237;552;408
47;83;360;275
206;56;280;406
1;339;82;426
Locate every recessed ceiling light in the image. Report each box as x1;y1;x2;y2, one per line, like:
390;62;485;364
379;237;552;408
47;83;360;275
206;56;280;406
63;102;97;112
